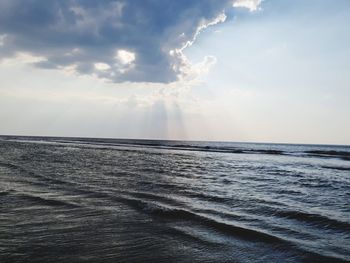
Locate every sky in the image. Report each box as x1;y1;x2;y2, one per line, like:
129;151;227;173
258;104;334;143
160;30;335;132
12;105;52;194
0;0;349;145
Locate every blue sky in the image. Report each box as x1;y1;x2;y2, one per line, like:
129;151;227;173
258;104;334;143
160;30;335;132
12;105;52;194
0;0;349;144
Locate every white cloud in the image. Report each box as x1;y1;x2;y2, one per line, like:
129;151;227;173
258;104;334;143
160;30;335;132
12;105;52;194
177;55;217;82
233;0;262;11
170;12;226;82
115;49;136;65
0;52;46;65
94;62;111;71
179;12;227;52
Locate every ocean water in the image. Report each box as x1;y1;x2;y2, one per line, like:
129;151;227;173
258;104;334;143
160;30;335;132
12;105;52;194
0;136;349;263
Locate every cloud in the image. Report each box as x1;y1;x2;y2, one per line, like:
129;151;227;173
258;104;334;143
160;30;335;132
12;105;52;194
233;0;262;11
116;50;136;65
0;0;261;83
94;62;111;71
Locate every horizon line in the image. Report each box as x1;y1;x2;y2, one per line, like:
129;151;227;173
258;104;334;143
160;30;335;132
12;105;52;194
1;134;349;147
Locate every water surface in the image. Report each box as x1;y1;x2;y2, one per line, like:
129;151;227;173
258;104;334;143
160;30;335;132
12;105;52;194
0;136;349;262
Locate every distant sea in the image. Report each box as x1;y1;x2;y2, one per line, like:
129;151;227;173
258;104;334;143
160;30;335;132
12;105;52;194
0;136;349;262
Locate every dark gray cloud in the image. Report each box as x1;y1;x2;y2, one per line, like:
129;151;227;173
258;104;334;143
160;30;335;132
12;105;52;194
0;0;249;83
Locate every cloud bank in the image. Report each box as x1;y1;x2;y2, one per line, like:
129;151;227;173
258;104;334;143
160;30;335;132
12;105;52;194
0;0;260;83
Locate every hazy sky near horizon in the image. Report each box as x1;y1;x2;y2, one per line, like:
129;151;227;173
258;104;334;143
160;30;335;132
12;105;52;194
0;0;349;144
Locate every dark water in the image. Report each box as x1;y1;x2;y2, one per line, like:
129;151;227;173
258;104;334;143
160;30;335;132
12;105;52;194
0;136;349;263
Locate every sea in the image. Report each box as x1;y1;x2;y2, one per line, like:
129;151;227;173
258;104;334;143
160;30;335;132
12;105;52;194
0;136;349;263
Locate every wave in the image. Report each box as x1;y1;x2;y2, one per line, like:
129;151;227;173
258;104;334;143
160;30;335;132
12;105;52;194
275;210;350;232
0;161;77;189
305;150;350;161
0;161;24;171
15;193;80;208
322;165;350;171
178;190;230;203
163;226;221;248
110;195;285;244
115;197;349;261
0;189;15;196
